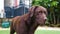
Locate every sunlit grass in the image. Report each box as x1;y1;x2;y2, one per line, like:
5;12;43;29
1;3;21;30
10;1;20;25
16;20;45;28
0;30;60;34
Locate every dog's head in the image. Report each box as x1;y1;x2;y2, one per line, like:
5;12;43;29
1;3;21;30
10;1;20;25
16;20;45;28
29;6;47;25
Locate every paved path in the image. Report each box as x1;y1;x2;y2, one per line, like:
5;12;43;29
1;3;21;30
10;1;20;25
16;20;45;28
37;26;60;31
0;27;10;30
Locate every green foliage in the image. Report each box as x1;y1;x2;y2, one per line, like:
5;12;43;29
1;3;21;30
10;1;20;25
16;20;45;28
32;0;59;7
32;0;60;26
50;1;59;7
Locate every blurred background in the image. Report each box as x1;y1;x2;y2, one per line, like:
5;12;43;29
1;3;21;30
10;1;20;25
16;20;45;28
0;0;60;34
0;0;32;28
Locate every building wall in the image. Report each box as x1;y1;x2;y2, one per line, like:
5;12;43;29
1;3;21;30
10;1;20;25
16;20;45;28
0;0;5;18
4;0;11;7
4;0;20;7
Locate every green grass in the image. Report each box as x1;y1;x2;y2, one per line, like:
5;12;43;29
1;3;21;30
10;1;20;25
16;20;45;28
0;30;10;34
35;30;60;34
0;30;60;34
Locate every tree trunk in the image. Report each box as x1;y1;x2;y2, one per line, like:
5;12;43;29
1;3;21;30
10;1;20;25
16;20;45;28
53;12;56;25
57;16;59;24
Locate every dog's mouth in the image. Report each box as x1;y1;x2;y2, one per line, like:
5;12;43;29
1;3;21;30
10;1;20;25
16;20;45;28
36;19;46;25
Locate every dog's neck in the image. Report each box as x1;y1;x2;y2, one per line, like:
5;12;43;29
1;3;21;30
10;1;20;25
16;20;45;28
23;13;37;26
21;12;39;34
25;17;38;34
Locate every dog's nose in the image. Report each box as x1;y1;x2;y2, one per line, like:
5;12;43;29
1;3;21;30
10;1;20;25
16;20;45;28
44;17;47;21
45;19;47;22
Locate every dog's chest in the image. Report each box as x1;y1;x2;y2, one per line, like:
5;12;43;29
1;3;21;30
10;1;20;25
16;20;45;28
15;21;28;34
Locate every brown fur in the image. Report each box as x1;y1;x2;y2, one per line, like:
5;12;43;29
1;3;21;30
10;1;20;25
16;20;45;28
10;6;47;34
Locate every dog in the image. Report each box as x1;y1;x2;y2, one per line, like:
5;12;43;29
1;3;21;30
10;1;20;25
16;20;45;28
10;6;47;34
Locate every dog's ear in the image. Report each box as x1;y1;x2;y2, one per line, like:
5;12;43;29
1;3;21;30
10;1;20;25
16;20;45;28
29;6;35;17
29;6;38;17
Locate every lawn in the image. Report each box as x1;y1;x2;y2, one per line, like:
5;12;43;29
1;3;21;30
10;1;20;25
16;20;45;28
35;30;60;34
0;30;60;34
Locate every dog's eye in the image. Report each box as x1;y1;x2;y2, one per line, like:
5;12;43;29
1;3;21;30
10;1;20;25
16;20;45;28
39;11;42;13
36;11;42;15
44;11;47;14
